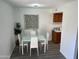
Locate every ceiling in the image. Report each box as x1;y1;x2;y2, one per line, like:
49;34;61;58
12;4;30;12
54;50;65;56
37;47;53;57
4;0;75;8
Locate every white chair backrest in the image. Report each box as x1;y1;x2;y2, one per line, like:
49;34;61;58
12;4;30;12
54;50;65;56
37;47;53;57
30;30;36;36
30;36;38;48
24;30;30;34
23;30;30;37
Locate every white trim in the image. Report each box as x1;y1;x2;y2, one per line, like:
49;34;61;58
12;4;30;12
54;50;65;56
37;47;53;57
0;55;10;59
0;46;15;59
60;50;66;59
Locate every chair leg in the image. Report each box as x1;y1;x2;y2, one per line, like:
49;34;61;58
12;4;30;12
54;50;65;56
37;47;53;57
47;44;48;50
37;48;39;56
40;44;42;51
30;48;31;56
44;44;46;53
22;45;24;55
19;46;20;53
27;45;28;52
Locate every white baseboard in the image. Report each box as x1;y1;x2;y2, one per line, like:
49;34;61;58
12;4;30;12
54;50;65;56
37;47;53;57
60;50;66;59
0;45;15;59
0;55;10;59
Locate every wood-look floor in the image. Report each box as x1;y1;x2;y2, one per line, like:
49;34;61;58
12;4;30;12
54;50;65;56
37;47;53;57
10;41;66;59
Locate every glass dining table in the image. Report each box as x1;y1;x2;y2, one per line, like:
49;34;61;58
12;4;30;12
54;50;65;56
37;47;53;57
20;34;47;55
21;35;46;42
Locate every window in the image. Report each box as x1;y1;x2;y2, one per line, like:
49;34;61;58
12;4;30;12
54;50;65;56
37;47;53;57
24;15;38;29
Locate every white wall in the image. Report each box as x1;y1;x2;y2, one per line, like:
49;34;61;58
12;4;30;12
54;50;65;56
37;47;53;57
58;1;78;59
0;0;15;59
15;8;54;41
15;8;53;30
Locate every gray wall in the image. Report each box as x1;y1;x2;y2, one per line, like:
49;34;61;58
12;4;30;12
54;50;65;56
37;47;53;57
0;0;15;59
58;1;78;59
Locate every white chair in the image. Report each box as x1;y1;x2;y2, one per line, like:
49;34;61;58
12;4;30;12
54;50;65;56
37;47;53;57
39;35;46;53
46;32;49;50
18;34;28;55
39;32;49;53
30;36;39;56
30;30;37;36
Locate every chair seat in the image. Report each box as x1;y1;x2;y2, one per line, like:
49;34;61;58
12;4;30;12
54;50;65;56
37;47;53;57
41;42;46;45
30;44;38;48
20;43;28;46
19;39;29;46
